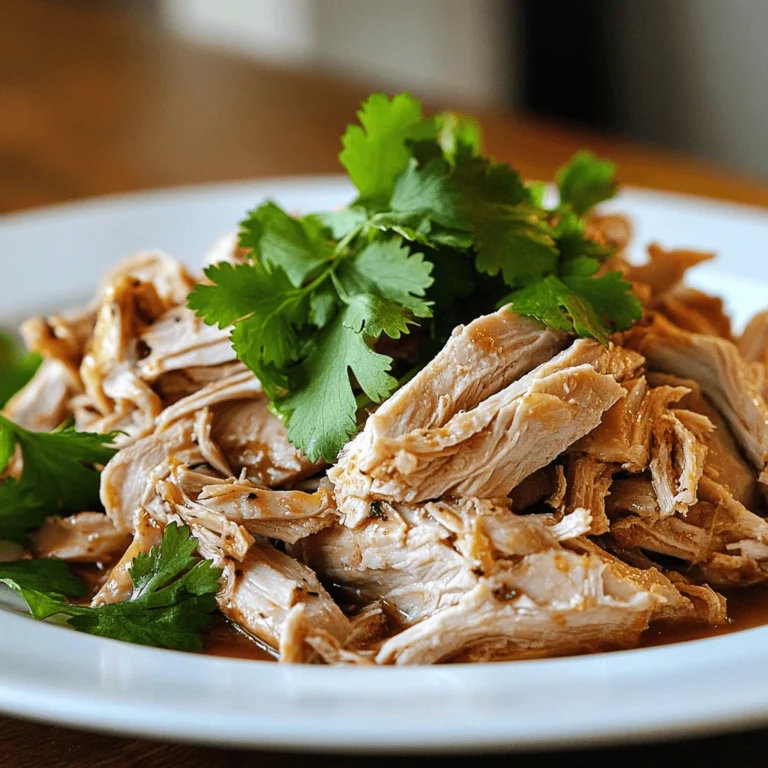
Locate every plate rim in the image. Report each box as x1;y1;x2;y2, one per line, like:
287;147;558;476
2;177;768;752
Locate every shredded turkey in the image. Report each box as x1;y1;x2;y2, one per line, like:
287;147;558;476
32;512;131;564
331;338;635;525
626;314;768;480
3;358;81;431
10;210;768;666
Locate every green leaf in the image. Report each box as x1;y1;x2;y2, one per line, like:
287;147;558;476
0;558;87;598
0;418;117;543
559;255;600;278
188;261;288;329
316;207;367;240
446;152;558;289
473;206;558;288
435;112;483;159
453;153;528;211
5;523;222;653
507;275;606;342
184;93;642;466
390;158;470;231
276;310;397;462
188;260;310;398
345;293;413;340
427;248;477;311
555;209;614;263
508;270;642;345
308;286;338;328
562;271;643;333
0;332;42;408
338;239;434;318
556;151;617;216
525;181;548;208
0;425;15;474
240;203;334;288
339;93;435;204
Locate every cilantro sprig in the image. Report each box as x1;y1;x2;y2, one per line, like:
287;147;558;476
2;523;222;652
189;220;433;462
0;415;117;542
189;93;642;462
0;558;88;599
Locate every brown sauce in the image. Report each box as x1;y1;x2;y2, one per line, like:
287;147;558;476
205;617;277;662
642;586;768;648
74;567;768;661
201;588;768;663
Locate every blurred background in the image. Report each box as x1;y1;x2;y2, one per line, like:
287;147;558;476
160;0;768;176
3;0;768;214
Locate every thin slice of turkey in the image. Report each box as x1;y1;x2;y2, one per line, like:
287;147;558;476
609;476;768;587
100;416;203;533
627;314;768;481
646;372;759;509
3;358;81;432
20;306;96;372
292;498;703;659
371;525;701;665
194;528;352;663
162;463;336;545
31;512;131;564
137;306;236;382
92;509;164;606
78;275;167;445
331;339;635;523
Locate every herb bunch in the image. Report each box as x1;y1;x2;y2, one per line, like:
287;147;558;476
189;93;642;463
1;523;222;652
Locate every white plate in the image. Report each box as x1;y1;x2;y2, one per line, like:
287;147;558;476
1;178;768;753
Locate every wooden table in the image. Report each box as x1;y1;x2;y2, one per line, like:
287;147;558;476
3;1;768;766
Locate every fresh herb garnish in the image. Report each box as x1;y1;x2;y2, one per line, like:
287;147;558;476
0;332;41;408
3;523;222;652
0;558;88;599
188;222;433;463
189;92;642;462
0;416;117;543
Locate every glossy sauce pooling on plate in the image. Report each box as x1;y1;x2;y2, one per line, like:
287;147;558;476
204;588;768;662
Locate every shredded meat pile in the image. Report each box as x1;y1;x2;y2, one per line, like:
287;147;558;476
8;223;768;665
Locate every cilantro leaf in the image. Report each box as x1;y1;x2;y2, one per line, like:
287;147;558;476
316;207;367;240
555;209;613;263
507;275;607;342
435;112;483;160
0;558;87;598
562;271;643;333
188;92;642;463
0;332;41;408
390;158;470;231
526;181;548;208
339;93;435;204
473;206;558;288
507;270;641;345
0;417;117;543
345;294;413;340
337;240;434;318
453;153;528;210
276;310;397;462
188;261;309;397
557;151;617;216
308;285;338;328
240;203;333;287
5;523;222;652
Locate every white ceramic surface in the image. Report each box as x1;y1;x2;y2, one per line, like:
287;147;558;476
1;178;768;752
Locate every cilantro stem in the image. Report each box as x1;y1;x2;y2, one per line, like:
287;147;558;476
329;270;351;303
334;224;363;256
